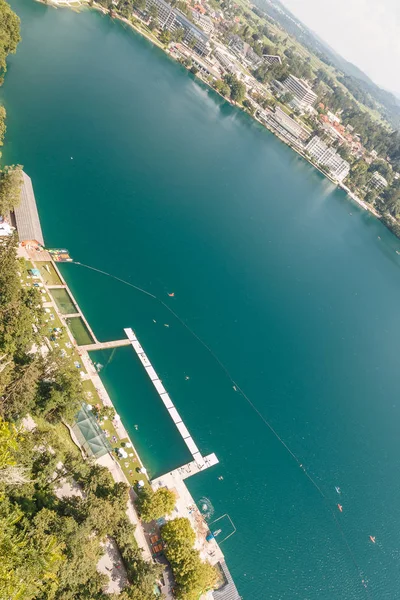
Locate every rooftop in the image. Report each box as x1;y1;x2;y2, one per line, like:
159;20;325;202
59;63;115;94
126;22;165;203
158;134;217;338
14;171;44;246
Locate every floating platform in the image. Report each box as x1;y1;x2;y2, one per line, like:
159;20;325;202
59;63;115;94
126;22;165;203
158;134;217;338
47;248;73;262
124;327;218;471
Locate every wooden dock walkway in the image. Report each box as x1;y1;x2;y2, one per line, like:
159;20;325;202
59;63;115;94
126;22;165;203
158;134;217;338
79;339;132;352
124;327;219;471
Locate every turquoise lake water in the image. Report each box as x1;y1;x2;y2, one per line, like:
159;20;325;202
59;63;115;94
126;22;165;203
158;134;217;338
4;1;400;597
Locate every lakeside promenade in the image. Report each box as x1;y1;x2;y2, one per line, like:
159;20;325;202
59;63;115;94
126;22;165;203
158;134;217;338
39;0;382;224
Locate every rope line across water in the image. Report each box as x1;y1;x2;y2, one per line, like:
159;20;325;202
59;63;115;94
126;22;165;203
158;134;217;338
72;260;372;598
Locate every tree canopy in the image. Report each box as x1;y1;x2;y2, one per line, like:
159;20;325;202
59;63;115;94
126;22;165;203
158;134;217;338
161;518;218;600
136;486;176;522
0;164;23;216
223;74;246;104
0;0;21;77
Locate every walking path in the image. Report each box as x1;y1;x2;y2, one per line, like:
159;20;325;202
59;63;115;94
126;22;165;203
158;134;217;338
79;339;132;351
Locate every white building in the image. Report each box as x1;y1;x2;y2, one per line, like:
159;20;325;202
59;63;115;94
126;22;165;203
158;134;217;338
306;136;350;182
327;111;340;124
283;74;317;106
145;0;210;56
213;49;241;76
228;35;262;68
191;11;214;35
370;171;388;192
258;106;311;148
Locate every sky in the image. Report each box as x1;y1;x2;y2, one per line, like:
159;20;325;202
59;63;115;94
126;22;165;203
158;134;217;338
280;0;400;96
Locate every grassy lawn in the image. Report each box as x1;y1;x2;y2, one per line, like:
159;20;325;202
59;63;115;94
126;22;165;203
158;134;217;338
80;381;148;488
100;417;149;489
36;261;63;286
41;292;52;304
41;310;87;375
19;258;52;307
34;415;83;458
82;378;98;397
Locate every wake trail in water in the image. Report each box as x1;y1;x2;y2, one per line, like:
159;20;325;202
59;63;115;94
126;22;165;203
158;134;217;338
72;260;373;598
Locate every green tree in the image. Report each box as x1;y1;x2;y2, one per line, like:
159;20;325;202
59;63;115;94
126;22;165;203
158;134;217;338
243;99;255;115
223;74;246;104
0;235;43;401
172;27;185;43
149;4;158;19
369;159;393;185
161;518;217;600
0;164;23;215
35;354;82;423
132;0;146;9
348;160;368;190
214;79;230;98
0;0;21;78
0;500;63;600
136;486;176;522
0;416;18;468
159;29;171;45
1;357;41;421
365;189;378;204
161;516;195;547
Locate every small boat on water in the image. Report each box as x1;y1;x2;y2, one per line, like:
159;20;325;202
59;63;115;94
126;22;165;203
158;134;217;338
213;529;222;537
337;504;343;512
168;292;175;297
369;536;376;544
335;486;341;494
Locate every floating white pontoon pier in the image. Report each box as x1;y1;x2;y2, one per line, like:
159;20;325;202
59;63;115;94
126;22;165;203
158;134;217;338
124;327;218;472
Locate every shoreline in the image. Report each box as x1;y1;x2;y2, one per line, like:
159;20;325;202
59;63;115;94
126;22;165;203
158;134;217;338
37;0;383;223
19;246;237;597
18;246;153;560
